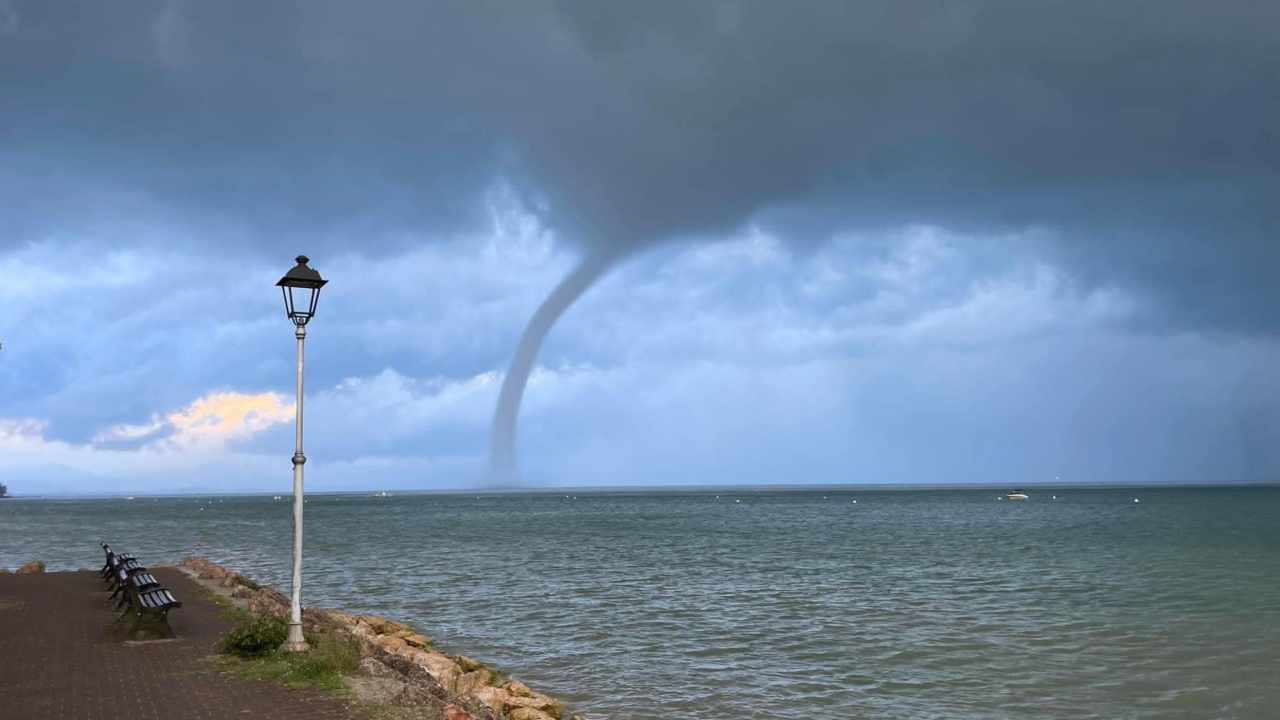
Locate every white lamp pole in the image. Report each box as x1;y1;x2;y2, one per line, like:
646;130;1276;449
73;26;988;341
276;255;327;653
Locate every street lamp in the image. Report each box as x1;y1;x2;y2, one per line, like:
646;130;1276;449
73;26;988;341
276;255;327;652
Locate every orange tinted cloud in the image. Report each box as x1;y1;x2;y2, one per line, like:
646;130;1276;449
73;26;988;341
165;391;294;447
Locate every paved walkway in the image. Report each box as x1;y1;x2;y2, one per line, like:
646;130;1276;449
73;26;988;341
0;567;360;720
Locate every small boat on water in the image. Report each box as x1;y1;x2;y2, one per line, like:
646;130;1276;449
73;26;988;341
1006;489;1030;501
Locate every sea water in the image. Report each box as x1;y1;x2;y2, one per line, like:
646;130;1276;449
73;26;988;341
3;487;1277;719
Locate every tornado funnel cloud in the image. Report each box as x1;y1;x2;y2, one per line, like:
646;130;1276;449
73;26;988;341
489;252;615;483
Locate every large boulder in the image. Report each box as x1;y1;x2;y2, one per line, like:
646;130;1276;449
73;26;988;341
453;655;485;672
509;709;558;720
180;556;232;581
379;651;449;693
455;669;495;696
415;651;465;694
343;676;406;705
395;683;449;714
359;657;402;680
471;684;564;718
502;682;563;719
302;607;348;634
362;615;412;635
376;634;408;653
247;587;289;617
324;609;363;626
471;686;512;715
404;632;432;648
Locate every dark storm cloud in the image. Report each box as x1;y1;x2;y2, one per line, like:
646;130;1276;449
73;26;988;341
2;0;1278;323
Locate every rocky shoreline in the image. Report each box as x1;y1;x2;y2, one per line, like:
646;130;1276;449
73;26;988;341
0;560;46;575
177;557;581;720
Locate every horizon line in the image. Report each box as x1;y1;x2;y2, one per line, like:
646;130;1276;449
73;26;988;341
5;479;1277;500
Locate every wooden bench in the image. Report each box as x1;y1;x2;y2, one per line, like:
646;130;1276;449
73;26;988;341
103;557;146;592
99;545;136;580
109;568;160;609
99;542;182;623
128;585;183;622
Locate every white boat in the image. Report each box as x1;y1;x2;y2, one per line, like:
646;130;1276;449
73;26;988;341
1006;489;1029;501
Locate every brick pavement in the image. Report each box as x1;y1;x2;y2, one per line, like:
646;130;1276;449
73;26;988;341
0;567;360;720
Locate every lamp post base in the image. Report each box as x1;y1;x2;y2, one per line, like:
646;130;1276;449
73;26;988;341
282;622;309;653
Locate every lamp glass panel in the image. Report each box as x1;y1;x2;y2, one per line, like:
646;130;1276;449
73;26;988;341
288;285;319;319
280;286;295;318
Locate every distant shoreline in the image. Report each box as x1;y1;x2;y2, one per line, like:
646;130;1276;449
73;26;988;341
8;480;1278;501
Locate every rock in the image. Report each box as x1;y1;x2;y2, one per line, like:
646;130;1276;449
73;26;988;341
178;556;214;574
362;615;411;635
506;680;534;697
504;692;563;720
232;573;262;590
302;607;339;633
346;623;381;655
455;669;494;696
509;709;558;720
395;682;451;714
15;560;45;574
376;634;408;653
453;655;485;672
343;676;406;705
230;586;254;599
182;556;232;581
359;657;402;679
324;609;362;626
247;588;289;617
570;715;589;720
414;651;464;693
499;683;562;719
403;632;432;648
443;705;477;720
379;652;448;692
471;686;511;714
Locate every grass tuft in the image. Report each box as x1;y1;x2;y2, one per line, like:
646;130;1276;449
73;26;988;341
233;573;262;591
217;617;362;691
221;614;288;657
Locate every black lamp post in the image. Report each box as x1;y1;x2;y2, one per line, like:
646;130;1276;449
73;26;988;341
276;255;327;652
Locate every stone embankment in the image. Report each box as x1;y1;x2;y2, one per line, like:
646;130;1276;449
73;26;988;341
178;557;582;720
0;560;46;574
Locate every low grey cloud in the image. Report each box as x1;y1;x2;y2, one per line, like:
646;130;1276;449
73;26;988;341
2;2;1278;491
3;2;1277;312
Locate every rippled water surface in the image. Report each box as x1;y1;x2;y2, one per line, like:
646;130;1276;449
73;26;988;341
3;487;1278;719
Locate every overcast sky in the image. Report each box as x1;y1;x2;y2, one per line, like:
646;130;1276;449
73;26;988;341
2;1;1278;494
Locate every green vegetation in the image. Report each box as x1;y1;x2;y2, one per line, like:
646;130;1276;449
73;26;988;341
221;614;289;657
233;573;262;591
217;615;362;691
